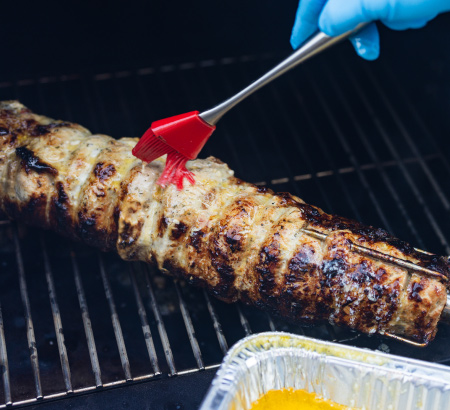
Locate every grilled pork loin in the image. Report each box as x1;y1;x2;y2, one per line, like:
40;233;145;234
0;101;448;345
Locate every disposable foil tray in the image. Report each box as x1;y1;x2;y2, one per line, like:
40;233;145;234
200;332;450;410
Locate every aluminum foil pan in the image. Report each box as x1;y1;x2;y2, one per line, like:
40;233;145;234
200;332;450;410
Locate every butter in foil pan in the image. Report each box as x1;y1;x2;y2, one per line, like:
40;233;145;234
200;332;450;410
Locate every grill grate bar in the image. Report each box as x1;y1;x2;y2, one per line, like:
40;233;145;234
266;67;334;212
305;67;395;235
255;154;439;186
40;235;73;393
13;228;43;399
71;252;102;387
128;267;161;375
363;63;450;211
380;62;450;177
113;74;136;137
238;61;301;197
322;64;426;249
98;254;132;381
202;291;228;355
216;62;272;182
340;61;450;254
236;305;252;336
174;282;205;370
285;74;362;221
266;314;277;332
0;302;11;406
142;265;177;376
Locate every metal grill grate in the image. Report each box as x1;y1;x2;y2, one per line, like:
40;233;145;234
0;50;450;407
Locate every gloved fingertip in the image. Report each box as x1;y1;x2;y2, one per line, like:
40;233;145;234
349;23;380;61
350;37;380;61
290;35;300;50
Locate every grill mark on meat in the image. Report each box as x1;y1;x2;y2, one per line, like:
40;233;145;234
24;193;47;222
209;236;237;301
51;181;72;232
119;220;144;250
255;233;281;314
78;210;98;243
157;215;169;238
409;280;424;303
190;230;205;252
16;146;58;176
30;122;72;136
284;244;324;321
171;221;188;240
256;186;271;194
94;162;116;182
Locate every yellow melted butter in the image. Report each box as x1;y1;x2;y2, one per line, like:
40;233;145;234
250;388;356;410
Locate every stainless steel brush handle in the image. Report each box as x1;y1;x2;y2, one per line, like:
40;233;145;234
200;23;369;126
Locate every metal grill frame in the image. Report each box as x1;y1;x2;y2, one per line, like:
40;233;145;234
0;51;449;408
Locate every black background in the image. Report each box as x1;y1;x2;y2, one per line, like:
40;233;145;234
2;0;450;146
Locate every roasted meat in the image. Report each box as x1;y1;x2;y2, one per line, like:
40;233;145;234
0;101;448;345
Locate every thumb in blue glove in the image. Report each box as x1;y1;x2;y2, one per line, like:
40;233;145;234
290;0;450;61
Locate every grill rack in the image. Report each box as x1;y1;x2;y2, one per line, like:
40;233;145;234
0;50;450;407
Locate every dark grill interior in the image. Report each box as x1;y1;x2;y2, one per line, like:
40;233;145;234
1;39;450;408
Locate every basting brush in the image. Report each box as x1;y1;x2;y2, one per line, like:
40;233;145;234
132;23;367;189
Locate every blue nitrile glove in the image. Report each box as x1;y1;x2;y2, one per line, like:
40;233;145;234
290;0;450;60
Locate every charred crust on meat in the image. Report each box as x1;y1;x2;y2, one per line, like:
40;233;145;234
349;260;375;285
94;162;116;182
157;215;169;238
30;122;72;136
50;182;72;231
293;202;450;280
409;280;425;303
24;193;47;221
256;186;272;194
170;221;188;240
113;205;121;227
189;230;205;252
287;246;316;282
225;231;242;252
256;234;280;300
119;220;143;248
276;192;301;207
209;237;237;301
16;146;58;176
77;210;114;251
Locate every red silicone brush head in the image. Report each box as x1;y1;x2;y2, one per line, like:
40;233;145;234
132;111;216;189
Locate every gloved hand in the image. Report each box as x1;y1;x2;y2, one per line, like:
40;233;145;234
290;0;450;60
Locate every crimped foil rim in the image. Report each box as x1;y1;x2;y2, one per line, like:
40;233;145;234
200;332;450;410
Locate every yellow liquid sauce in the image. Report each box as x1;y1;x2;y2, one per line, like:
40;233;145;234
250;388;356;410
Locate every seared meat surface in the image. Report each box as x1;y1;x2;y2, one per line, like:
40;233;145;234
0;101;448;345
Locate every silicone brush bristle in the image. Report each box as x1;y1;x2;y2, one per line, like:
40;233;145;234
132;111;216;189
132;129;170;163
157;150;195;190
132;130;195;190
